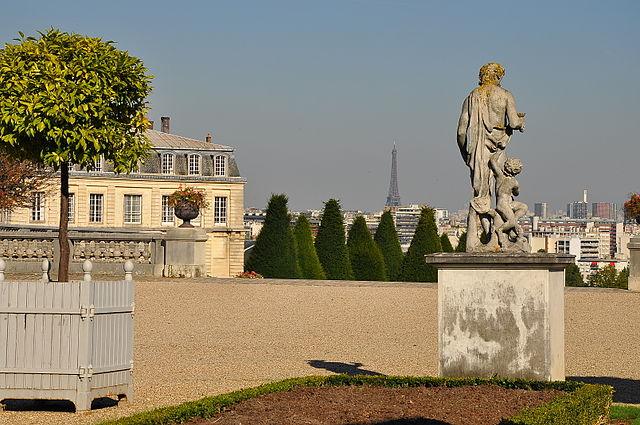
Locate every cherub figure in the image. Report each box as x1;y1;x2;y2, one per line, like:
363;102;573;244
489;156;528;246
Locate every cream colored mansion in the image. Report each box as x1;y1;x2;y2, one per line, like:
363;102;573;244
1;119;246;277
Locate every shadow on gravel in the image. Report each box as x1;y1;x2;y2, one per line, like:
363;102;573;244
568;376;640;403
307;360;385;376
349;419;451;425
2;397;118;412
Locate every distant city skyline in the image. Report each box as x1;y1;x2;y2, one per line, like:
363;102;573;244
2;1;638;212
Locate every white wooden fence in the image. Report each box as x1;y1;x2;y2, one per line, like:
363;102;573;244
0;259;134;411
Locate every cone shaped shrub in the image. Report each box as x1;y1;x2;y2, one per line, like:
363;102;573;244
455;231;467;252
246;194;299;278
347;216;387;281
374;210;403;281
315;199;353;280
399;206;441;282
565;263;585;287
440;233;454;253
294;215;326;280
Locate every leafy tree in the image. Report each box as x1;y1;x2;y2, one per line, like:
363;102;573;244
399;207;442;282
0;29;152;281
347;216;387;281
440;233;454;253
0;153;50;210
374;210;403;281
315;199;353;280
588;265;618;288
246;194;299;278
616;267;629;290
455;231;467;252
565;263;585;287
293;215;325;280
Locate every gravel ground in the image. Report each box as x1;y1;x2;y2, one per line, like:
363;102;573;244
1;279;638;424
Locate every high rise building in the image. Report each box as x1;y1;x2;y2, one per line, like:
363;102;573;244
567;189;589;219
534;202;548;218
592;202;617;220
385;143;401;207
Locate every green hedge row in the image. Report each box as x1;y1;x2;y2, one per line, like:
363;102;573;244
99;375;611;425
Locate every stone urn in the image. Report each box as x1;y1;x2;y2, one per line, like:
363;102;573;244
174;202;199;228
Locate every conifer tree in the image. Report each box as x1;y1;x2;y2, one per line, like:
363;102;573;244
455;231;467;252
565;263;585;287
440;233;454;253
315;199;353;280
246;194;299;278
293;215;326;279
399;207;441;282
374;210;403;281
347;216;387;281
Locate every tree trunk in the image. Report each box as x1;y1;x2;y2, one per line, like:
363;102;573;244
58;162;70;282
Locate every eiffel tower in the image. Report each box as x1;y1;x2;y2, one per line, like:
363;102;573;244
385;143;401;207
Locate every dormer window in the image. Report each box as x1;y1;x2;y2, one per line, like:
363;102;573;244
188;154;201;175
214;155;226;177
90;156;103;172
161;153;174;174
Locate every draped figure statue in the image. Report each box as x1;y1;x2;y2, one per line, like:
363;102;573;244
456;63;529;252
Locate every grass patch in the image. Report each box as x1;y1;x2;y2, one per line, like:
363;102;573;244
611;405;640;424
98;375;610;425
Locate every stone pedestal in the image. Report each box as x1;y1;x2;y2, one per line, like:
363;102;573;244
163;227;208;278
628;237;640;292
425;253;574;381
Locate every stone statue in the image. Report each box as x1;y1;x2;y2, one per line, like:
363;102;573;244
456;63;529;252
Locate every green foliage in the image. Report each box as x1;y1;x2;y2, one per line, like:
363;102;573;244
293;215;325;280
440;233;454;253
347;216;387;281
399;207;441;282
246;194;299;278
0;29;152;171
315;199;353;280
616;267;629;290
502;383;612;425
455;231;467;252
99;375;606;425
565;263;585;287
610;404;640;424
588;264;621;288
374;210;403;281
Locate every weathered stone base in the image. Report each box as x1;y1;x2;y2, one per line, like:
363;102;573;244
163;228;207;278
628;237;640;292
425;253;574;381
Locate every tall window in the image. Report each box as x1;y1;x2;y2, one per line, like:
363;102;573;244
161;195;174;224
124;194;142;224
31;192;45;222
92;156;103;172
161;153;174;174
89;194;104;223
0;209;12;223
188;154;201;175
214;196;227;225
214;155;226;177
68;193;75;222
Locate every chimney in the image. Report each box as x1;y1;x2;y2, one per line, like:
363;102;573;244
148;120;154;130
160;116;170;133
205;132;212;143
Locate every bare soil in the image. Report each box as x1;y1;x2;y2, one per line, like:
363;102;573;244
187;385;564;425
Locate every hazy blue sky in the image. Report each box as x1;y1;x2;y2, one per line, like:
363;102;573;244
1;1;638;212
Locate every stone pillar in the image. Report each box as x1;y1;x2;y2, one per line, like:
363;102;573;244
163;227;208;278
425;253;574;381
628;237;640;292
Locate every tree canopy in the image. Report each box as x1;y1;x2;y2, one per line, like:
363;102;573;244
399;207;441;282
0;29;153;281
440;233;454;253
294;215;326;280
0;153;50;210
347;216;387;281
315;199;353;280
374;210;404;281
246;194;299;278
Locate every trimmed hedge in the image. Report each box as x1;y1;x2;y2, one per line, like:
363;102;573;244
98;375;611;425
502;383;613;425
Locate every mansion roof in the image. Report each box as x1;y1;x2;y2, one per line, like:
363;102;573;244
146;130;233;152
